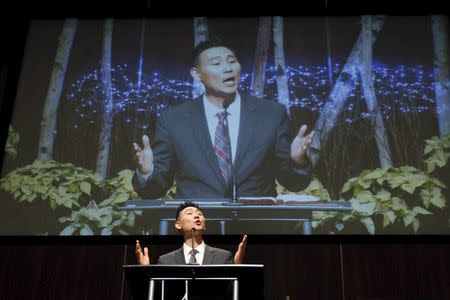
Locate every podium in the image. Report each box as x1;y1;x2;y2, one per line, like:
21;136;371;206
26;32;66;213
123;264;264;300
120;199;352;235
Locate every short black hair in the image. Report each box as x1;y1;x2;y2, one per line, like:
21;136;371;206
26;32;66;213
192;38;237;67
175;201;202;220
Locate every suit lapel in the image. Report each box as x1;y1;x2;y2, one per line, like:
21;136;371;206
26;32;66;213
234;95;256;182
189;97;228;188
203;244;215;265
174;247;186;264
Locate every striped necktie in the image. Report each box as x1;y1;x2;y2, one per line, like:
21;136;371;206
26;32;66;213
188;249;199;264
214;111;232;185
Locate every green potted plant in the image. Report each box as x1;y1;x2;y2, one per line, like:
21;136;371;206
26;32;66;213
332;166;446;234
0;161;143;235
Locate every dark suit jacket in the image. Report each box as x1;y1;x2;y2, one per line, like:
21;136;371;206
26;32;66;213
157;245;233;264
133;94;311;198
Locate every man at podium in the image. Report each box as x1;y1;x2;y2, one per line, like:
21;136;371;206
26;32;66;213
135;201;247;265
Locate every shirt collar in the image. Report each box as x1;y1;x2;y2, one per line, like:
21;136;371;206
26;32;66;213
183;240;205;255
203;92;241;119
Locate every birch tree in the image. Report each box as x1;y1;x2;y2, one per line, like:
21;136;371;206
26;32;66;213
359;15;392;167
37;19;77;161
250;17;272;98
95;19;114;180
309;16;385;167
192;17;208;98
325;16;334;89
134;18;147;140
273;16;290;112
431;15;450;138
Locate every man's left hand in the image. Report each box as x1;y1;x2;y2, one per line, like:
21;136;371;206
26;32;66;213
290;124;314;166
234;234;248;264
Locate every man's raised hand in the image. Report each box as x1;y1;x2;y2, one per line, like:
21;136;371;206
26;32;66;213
290;124;314;166
133;135;153;175
234;234;248;264
135;240;150;265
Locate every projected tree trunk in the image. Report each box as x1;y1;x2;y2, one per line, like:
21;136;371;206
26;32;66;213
309;15;385;167
273;16;290;113
192;17;208;98
95;19;114;180
359;15;392;167
134;18;147;140
431;15;450;138
251;17;272;98
37;19;77;161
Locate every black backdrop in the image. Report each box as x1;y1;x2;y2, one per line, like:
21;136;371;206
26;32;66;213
1;1;450;299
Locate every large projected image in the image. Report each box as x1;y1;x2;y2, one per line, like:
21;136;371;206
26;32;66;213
0;16;449;236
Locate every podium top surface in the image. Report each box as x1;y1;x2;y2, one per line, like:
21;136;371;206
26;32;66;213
123;264;265;280
123;264;264;269
120;199;352;211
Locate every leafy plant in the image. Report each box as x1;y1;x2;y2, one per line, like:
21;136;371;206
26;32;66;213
424;134;450;173
276;177;331;200
318;166;447;234
0;160;102;209
276;178;349;233
59;200;141;235
5;125;19;159
57;169;145;235
0;162;145;235
160;182;177;199
99;169;140;206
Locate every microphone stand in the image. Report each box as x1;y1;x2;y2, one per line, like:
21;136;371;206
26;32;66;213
187;227;199;265
222;99;243;206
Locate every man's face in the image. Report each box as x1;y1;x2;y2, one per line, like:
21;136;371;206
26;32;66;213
192;46;241;98
175;206;206;233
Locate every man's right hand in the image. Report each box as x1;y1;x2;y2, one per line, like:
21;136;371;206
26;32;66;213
234;234;248;264
133;135;153;175
135;240;150;265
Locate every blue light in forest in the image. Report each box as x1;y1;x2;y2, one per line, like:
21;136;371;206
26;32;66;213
65;63;435;128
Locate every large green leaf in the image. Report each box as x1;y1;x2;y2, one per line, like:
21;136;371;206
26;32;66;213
350;198;376;215
80;224;94;235
412;219;420;232
400;183;416;194
355;190;375;203
363;169;386;180
79;181;91;195
101;227;112;235
403;214;415;226
412;206;432;216
360;217;375;234
430;194;446;208
375;189;391;202
60;225;77;236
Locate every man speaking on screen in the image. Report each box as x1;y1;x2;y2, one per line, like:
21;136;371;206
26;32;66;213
132;38;314;200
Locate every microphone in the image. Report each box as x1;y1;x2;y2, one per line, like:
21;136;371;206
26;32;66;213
191;227;196;250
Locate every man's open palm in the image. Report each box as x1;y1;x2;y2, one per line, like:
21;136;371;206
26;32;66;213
135;240;150;265
290;125;314;165
234;234;248;264
133;135;153;174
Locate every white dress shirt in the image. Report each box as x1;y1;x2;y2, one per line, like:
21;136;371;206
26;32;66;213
183;240;206;264
202;93;241;163
136;93;242;181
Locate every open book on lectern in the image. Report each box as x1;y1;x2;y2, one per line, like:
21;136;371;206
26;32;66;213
237;194;326;205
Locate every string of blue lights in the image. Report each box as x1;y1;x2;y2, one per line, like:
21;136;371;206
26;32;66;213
66;63;435;129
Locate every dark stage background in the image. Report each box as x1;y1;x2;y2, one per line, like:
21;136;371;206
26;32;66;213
1;2;450;299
